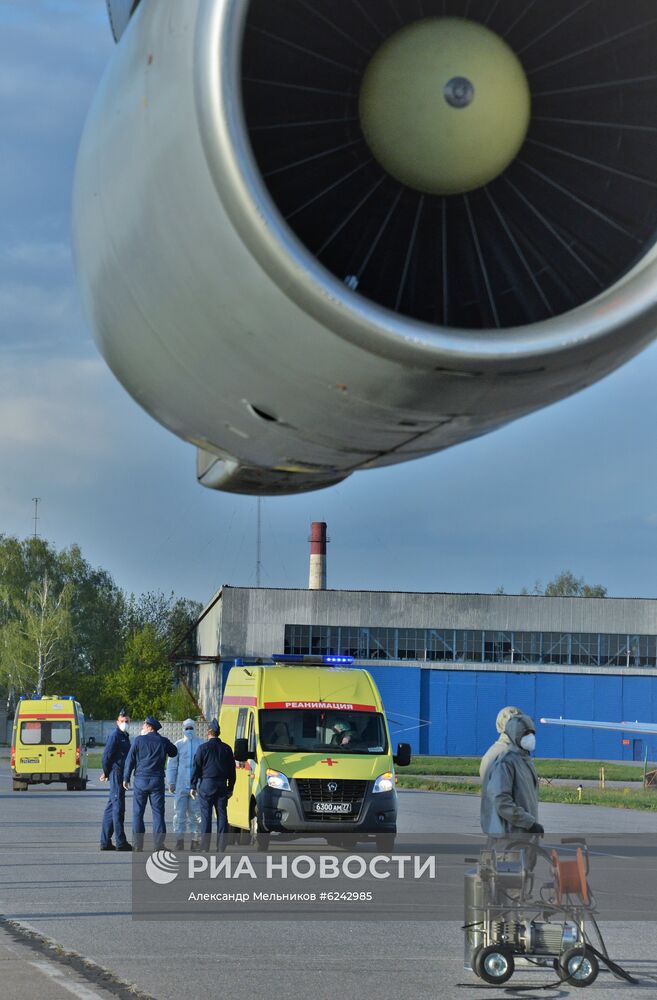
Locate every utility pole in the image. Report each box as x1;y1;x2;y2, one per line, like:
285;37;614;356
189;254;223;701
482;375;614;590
32;497;40;539
256;496;262;588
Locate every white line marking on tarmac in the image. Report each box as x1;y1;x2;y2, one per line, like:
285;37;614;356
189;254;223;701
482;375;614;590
28;959;108;999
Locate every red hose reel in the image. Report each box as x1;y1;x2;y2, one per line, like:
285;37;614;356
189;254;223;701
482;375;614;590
551;847;589;904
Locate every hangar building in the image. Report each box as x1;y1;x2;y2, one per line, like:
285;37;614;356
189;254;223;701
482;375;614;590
189;586;657;761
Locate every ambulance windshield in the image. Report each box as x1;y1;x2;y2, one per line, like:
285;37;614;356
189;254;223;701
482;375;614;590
259;708;387;754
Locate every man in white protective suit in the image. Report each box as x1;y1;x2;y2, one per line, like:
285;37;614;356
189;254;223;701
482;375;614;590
166;718;203;850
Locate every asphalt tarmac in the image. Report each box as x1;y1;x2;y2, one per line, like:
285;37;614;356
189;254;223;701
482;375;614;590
1;762;657;1000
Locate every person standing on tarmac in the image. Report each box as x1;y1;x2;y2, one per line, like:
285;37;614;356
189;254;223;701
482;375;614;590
480;710;544;846
123;715;177;851
99;707;132;852
166;718;203;851
479;706;523;781
190;719;236;852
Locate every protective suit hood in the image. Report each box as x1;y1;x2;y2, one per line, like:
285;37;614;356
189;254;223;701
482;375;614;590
504;712;536;749
479;706;523;779
496;706;522;733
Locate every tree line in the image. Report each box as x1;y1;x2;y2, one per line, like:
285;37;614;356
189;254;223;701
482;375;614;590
0;535;202;719
495;570;607;598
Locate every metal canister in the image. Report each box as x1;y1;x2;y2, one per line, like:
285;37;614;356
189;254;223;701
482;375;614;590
464;868;487;970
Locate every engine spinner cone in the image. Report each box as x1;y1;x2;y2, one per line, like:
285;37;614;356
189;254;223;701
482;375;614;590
359;17;531;195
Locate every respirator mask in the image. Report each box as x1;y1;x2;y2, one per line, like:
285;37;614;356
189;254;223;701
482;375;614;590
520;732;536;753
118;722;128;732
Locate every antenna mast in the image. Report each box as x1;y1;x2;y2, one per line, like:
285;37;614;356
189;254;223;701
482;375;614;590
32;497;41;539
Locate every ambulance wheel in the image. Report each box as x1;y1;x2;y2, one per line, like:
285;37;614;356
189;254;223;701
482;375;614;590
78;779;88;791
557;947;599;987
475;945;515;985
66;781;76;791
251;809;270;851
12;781;27;792
375;833;396;852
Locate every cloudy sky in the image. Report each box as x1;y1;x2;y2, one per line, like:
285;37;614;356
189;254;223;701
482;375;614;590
2;0;657;606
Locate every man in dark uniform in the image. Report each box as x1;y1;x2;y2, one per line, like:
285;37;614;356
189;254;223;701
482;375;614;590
190;719;235;852
123;715;177;851
100;707;132;851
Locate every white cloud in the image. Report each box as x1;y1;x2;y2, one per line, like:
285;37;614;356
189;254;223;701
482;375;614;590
0;356;122;470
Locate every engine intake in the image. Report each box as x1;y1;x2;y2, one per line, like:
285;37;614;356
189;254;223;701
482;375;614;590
243;0;657;330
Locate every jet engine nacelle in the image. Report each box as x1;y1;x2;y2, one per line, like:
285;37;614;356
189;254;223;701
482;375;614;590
75;0;657;494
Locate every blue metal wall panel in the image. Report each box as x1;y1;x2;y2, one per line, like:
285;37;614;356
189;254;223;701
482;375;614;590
535;674;565;759
446;673;479;756
622;676;657;762
474;674;507;751
562;676;596;759
592;675;624;761
504;674;537;724
368;666;423;754
426;671;449;755
372;668;657;760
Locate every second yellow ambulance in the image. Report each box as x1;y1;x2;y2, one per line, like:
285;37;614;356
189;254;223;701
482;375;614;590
11;696;88;791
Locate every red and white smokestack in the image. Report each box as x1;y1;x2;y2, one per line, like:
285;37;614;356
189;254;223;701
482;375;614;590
309;522;327;590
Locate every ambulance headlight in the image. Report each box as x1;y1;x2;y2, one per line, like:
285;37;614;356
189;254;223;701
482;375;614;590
373;772;394;794
266;768;291;791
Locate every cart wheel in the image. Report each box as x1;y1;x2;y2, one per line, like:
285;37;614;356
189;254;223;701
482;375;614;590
558;946;599;987
475;945;515;984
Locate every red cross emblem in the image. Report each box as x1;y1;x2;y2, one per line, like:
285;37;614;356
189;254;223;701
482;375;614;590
57;749;65;757
320;758;339;767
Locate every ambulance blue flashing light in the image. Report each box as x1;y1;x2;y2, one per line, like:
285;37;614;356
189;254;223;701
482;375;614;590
18;695;75;701
272;654;354;666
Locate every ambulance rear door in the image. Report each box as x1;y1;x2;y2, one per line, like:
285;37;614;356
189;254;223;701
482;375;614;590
45;715;76;774
16;719;46;775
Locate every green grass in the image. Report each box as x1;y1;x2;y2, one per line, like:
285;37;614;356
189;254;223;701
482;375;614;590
396;775;657;810
403;755;646;781
85;749;654;809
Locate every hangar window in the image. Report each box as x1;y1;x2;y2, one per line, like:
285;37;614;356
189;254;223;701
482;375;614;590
513;632;542;664
427;630;454;662
339;628;368;659
310;626;336;655
630;636;656;667
285;624;311;655
570;634;599;666
483;631;513;663
600;634;630;667
455;630;482;663
368;628;395;659
283;625;657;668
541;633;569;665
398;629;425;660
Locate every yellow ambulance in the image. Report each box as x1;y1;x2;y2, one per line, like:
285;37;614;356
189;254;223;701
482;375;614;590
11;696;88;791
219;655;411;850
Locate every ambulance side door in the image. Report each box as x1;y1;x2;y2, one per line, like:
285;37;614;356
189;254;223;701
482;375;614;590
231;708;250;828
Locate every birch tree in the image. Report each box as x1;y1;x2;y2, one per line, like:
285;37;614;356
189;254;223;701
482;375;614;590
2;575;74;697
